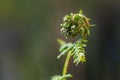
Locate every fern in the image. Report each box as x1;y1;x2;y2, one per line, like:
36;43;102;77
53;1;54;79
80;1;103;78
51;10;94;80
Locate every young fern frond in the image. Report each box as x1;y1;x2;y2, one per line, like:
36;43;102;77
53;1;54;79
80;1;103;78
51;10;94;80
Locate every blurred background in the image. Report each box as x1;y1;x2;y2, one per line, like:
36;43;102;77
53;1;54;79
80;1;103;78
0;0;120;80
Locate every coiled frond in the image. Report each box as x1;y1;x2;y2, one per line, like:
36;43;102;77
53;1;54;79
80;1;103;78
60;10;92;38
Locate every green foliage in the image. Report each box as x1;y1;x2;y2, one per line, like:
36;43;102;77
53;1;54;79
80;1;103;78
51;74;72;80
57;41;74;59
60;10;91;38
51;10;94;80
57;39;66;46
73;39;87;65
57;39;87;65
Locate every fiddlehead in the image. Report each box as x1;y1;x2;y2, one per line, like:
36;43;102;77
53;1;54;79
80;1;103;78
51;10;94;80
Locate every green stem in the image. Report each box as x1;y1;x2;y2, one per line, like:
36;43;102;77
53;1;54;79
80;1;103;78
62;52;71;80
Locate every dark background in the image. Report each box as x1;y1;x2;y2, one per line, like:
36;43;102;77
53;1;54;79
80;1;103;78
0;0;120;80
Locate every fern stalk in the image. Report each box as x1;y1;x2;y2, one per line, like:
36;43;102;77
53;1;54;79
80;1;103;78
62;52;71;80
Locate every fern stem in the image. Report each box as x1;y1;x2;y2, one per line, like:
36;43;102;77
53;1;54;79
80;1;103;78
62;52;71;80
